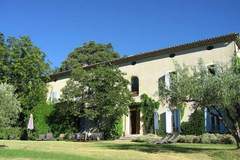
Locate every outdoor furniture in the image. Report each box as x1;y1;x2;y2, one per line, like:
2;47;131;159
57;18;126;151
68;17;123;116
88;132;103;141
46;133;54;140
38;133;54;141
38;134;46;141
59;133;65;140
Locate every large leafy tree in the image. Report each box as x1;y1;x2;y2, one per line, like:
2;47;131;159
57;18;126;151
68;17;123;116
60;41;119;71
61;65;132;138
0;33;50;126
159;58;240;148
0;83;21;128
0;33;10;82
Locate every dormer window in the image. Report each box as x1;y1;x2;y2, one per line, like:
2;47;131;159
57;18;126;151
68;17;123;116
206;45;214;50
131;76;139;96
131;61;137;65
169;53;175;58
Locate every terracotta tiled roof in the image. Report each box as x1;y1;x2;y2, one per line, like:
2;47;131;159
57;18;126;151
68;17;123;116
50;33;239;80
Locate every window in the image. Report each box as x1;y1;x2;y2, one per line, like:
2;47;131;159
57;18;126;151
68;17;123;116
206;45;214;50
158;71;176;91
158;75;165;91
131;61;137;65
49;91;59;103
169;53;175;58
211;115;220;133
131;76;139;96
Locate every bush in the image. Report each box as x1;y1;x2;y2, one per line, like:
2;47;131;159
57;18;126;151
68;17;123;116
215;134;236;144
181;109;205;135
63;132;75;141
32;103;54;135
192;136;201;143
177;133;235;144
132;134;162;143
177;135;186;143
0;83;21;128
184;135;195;143
111;118;123;139
104;118;123;139
48;102;78;137
177;135;200;143
200;133;218;144
0;128;21;140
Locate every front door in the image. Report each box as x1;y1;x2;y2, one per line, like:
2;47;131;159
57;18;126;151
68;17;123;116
130;108;140;134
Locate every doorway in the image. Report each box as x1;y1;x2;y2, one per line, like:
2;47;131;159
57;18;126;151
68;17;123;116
130;107;140;134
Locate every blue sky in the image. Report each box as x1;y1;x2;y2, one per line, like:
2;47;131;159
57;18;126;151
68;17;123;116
1;0;240;68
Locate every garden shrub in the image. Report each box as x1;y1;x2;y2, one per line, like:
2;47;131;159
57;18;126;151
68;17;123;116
132;134;162;143
48;102;78;137
32;102;54;135
63;132;75;141
109;118;123;139
192;136;201;143
178;135;200;143
104;118;123;139
184;135;195;143
0;127;21;140
221;134;236;144
214;134;222;143
177;135;186;143
215;134;236;144
177;133;235;144
200;133;218;144
181;109;205;135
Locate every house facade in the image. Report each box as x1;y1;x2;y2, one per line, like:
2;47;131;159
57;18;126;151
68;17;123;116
47;33;240;136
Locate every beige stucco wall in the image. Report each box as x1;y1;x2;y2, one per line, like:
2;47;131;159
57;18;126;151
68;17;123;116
47;78;70;101
120;42;235;101
47;41;237;136
120;41;235;135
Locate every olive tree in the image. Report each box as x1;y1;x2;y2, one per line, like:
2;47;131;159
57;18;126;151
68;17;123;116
159;58;240;148
0;83;21;128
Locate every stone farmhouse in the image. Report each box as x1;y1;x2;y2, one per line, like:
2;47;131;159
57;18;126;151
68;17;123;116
47;33;240;136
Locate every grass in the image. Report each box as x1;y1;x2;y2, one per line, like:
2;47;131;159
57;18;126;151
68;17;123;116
0;140;239;160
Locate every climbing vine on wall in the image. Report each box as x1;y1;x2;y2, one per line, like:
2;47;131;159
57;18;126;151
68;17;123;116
140;94;159;134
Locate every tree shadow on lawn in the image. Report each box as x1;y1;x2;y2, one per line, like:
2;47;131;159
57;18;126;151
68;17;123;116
97;142;236;154
0;145;7;148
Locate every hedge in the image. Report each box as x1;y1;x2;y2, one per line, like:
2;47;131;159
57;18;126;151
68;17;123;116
32;102;54;135
0;127;21;140
181;109;205;135
177;133;236;144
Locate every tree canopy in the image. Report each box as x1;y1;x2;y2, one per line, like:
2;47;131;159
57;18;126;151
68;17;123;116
60;65;132;138
60;41;120;71
159;58;240;148
0;83;21;128
0;33;50;126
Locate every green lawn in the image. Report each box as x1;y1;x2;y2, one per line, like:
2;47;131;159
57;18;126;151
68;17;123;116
0;140;239;160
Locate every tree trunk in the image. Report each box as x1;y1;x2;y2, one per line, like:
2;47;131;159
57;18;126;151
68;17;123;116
234;123;240;149
232;133;240;149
